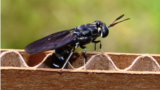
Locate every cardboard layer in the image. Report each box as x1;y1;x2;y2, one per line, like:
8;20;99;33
1;49;160;89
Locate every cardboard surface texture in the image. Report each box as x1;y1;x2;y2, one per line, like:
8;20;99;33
1;49;160;90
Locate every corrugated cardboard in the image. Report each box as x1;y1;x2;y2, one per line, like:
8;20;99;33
1;49;160;89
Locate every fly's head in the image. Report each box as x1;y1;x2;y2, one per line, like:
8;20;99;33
94;14;130;38
94;20;109;38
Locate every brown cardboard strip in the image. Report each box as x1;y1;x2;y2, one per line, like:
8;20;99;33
1;67;160;90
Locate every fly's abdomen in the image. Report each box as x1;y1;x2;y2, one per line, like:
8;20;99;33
51;46;73;68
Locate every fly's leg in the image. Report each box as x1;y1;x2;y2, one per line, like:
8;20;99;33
92;40;102;51
61;42;79;70
77;36;93;70
80;45;87;59
80;45;87;70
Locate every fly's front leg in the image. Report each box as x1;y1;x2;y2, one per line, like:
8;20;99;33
92;40;102;51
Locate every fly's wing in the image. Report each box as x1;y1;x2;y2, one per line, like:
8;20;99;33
25;29;75;54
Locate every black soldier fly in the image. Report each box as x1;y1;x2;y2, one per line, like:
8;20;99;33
25;14;130;69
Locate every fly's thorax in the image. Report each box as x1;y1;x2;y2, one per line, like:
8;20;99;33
74;24;100;37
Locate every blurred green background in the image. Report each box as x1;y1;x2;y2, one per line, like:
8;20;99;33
1;0;160;54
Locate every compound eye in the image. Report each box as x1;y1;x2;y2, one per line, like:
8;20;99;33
101;26;109;38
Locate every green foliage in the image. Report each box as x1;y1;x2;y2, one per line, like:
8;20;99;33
1;0;160;54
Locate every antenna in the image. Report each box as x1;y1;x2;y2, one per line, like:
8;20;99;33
108;14;130;28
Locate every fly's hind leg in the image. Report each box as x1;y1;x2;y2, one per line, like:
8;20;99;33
61;42;79;70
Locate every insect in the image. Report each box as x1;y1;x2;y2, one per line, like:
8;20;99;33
25;14;130;69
